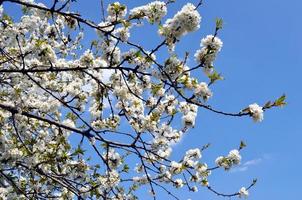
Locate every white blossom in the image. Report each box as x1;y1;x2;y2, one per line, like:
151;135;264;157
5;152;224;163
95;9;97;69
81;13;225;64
129;1;167;24
201;35;223;51
248;103;264;122
170;161;183;174
107;2;127;21
182;111;197;127
174;178;184;188
191;186;198;192
215;149;241;170
239;187;249;198
228;149;241;165
159;3;201;49
194;35;223;72
113;27;130;42
185;148;202;159
194;82;212;100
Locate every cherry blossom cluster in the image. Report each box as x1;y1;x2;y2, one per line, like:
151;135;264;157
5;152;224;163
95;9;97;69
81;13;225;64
159;3;201;50
129;1;167;24
215;149;242;170
194;35;223;74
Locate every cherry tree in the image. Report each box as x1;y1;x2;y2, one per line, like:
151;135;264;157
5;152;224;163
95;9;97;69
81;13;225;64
0;0;286;199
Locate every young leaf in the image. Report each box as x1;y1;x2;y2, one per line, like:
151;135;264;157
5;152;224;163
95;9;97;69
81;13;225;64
274;94;286;107
239;141;247;150
208;70;224;85
216;18;223;30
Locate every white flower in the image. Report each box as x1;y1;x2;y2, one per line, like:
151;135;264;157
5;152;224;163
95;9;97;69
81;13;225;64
129;1;167;24
228;149;241;165
248;103;264;122
159;165;166;172
133;176;148;185
163;171;172;182
216;156;233;170
114;85;129;99
215;156;225;166
134;164;143;173
62;119;75;128
101;170;120;187
80;50;94;67
194;82;212;100
185;148;202;159
157;147;172;158
183;159;197;168
8;148;23;160
113;27;130;42
162;56;184;80
195;163;210;177
155;88;165;97
194;35;223;70
159;3;201;49
100;40;121;64
179;101;189;113
182;111;197;127
0;187;10;199
79;186;90;198
170;161;183;174
239;187;249;198
191;186;198;192
174;178;184;188
97;21;115;33
201;35;223;51
215;149;241;170
107;2;127;21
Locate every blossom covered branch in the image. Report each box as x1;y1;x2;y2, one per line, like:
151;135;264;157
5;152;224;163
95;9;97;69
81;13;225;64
0;0;285;199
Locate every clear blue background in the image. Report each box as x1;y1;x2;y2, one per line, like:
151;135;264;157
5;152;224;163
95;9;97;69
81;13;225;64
4;0;301;199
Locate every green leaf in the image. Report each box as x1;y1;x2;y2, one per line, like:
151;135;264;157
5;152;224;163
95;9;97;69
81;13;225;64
201;178;209;186
34;39;47;48
134;50;142;58
274;94;286;107
120;5;126;11
216;18;223;30
74;146;85;155
191;78;199;87
2;13;14;24
151;83;162;96
101;142;108;149
122;164;129;173
22;6;30;15
91;40;98;48
158;24;163;31
122;20;131;28
131;184;139;191
239;140;247;150
113;3;120;12
171;109;178;116
150;112;160;121
208;70;224;85
66;112;78;121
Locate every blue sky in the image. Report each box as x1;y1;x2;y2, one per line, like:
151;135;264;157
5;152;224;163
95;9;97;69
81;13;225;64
4;0;302;199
